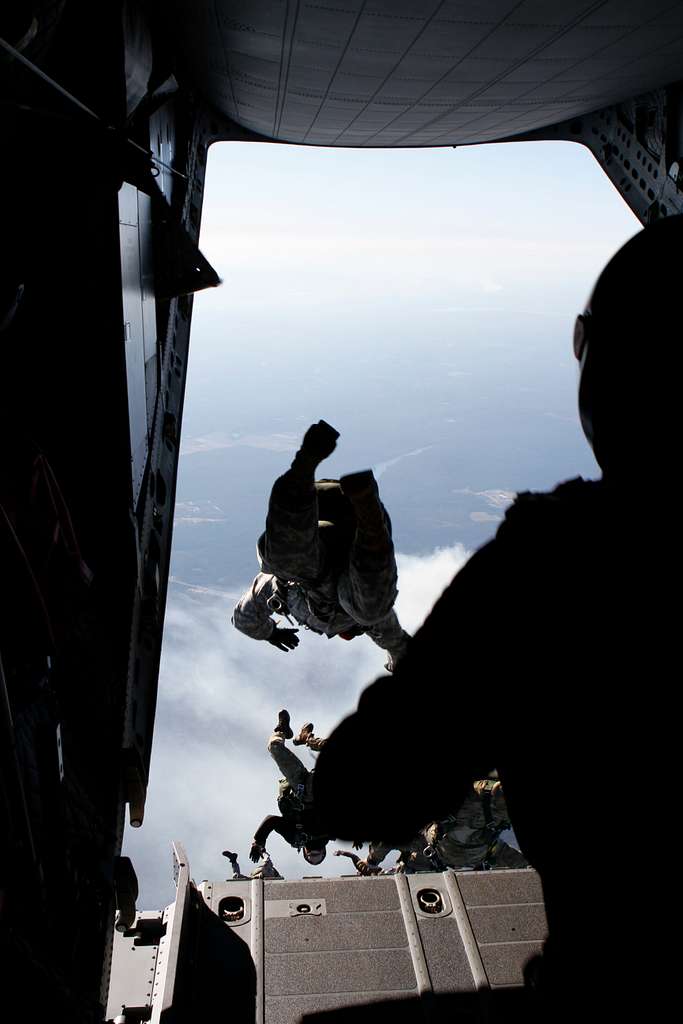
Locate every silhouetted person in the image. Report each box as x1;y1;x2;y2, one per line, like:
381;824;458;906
232;421;410;671
314;219;681;1020
222;849;246;879
222;849;283;880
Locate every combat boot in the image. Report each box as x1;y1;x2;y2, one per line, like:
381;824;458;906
274;708;293;739
339;470;387;541
293;722;314;746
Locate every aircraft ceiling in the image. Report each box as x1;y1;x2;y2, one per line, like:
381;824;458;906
170;0;683;146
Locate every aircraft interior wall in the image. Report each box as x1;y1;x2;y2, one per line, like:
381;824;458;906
1;3;217;1016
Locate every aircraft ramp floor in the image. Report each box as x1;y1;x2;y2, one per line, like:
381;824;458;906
107;845;546;1023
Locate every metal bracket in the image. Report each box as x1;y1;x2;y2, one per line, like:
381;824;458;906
264;898;327;918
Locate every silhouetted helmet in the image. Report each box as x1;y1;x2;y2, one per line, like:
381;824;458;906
303;845;327;865
573;215;683;474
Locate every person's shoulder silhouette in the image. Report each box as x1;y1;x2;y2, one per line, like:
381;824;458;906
313;218;682;1019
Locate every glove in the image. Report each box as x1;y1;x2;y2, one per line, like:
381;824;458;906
268;627;300;652
301;420;339;460
352;839;364;851
250;841;265;863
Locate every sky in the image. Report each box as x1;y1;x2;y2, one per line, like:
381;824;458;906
122;139;638;910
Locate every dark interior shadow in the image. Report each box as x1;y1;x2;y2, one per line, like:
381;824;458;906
302;987;538;1024
174;893;257;1023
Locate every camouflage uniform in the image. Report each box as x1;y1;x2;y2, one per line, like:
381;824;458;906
268;731;317;807
427;780;528;870
232;472;409;669
366;781;528;874
250;856;283;880
367;837;437;874
251;731;329;854
224;854;283;881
